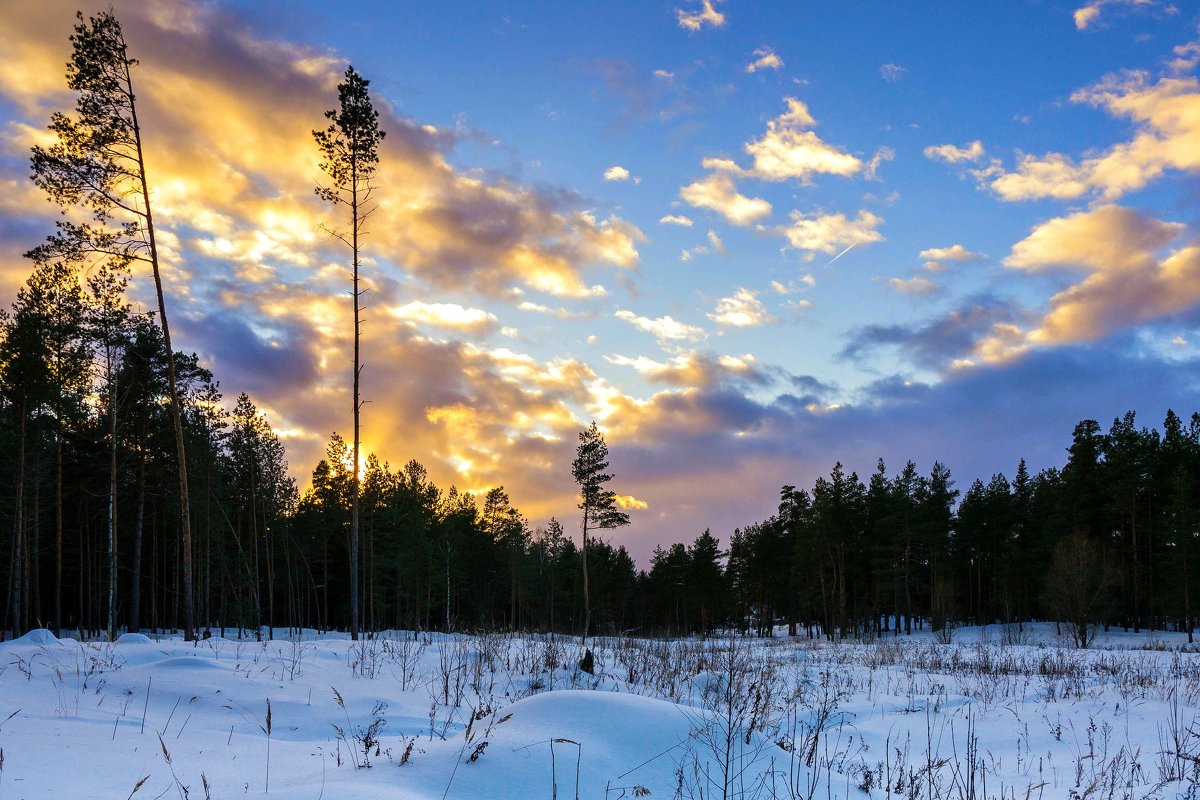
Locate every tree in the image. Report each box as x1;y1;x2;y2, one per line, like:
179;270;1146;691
29;11;199;639
571;422;629;644
85;263;137;640
313;66;386;641
1043;532;1118;648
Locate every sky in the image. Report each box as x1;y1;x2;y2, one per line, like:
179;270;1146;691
1;0;1199;563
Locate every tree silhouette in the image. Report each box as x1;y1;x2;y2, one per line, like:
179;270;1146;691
313;66;386;640
28;10;198;639
571;422;629;644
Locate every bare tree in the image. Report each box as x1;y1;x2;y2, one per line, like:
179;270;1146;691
1043;532;1118;648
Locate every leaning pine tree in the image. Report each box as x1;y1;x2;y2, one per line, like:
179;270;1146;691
571;422;630;648
28;11;198;639
313;66;385;641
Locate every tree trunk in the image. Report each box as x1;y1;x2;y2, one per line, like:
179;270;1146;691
125;56;195;641
107;392;117;640
129;451;146;632
8;397;26;636
581;522;591;644
349;183;362;642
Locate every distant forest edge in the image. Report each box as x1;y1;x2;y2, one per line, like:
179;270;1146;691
2;251;1197;643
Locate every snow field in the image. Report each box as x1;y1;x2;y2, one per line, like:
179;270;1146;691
0;624;1196;799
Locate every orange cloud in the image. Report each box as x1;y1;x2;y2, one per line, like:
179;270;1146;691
975;205;1194;359
986;70;1200;201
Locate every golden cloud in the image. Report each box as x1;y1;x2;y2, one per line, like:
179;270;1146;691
613;494;649;510
987;71;1200;201
976;205;1194;360
707;288;774;327
676;0;726;31
614;310;707;343
777;209;884;255
746;47;783;74
743;98;862;183
390;301;499;333
679;171;772;226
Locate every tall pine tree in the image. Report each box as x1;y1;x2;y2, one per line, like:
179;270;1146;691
571;422;629;644
313;66;386;641
29;11;198;639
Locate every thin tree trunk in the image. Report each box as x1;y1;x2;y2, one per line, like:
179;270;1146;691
581;521;591;645
56;424;64;637
9;399;26;636
107;389;117;640
124;55;195;641
129;451;145;632
350;180;361;642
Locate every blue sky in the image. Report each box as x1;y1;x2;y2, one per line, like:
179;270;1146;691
2;0;1198;561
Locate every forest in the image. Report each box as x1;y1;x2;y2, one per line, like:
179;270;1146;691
4;9;1200;648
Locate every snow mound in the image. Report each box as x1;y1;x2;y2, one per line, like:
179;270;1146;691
9;628;59;645
115;633;153;645
411;689;781;800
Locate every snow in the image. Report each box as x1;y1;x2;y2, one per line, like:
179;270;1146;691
0;624;1197;799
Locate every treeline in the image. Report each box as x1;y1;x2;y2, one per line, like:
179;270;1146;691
3;253;1199;643
710;410;1200;643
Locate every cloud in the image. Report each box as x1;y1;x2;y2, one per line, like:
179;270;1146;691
970;205;1198;360
746;47;784;74
615;309;707;342
603;165;631;181
606;350;766;388
613;494;649;510
843;299;1028;371
1073;0;1167;30
3;3;649;304
770;274;815;295
676;0;726;31
743;98;862;183
919;243;986;271
708;288;774;327
681;229;728;261
679;171;773;225
919;244;985;262
888;276;939;296
985;70;1200;201
517;301;584;319
777;209;884;255
879;63;908;83
391;301;500;333
1170;41;1200;74
659;214;694;227
865;146;895;181
923;140;986;163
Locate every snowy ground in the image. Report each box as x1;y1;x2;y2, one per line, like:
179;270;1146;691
0;623;1197;799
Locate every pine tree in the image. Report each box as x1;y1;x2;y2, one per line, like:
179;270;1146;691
313;66;386;641
29;11;198;639
571;422;629;644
